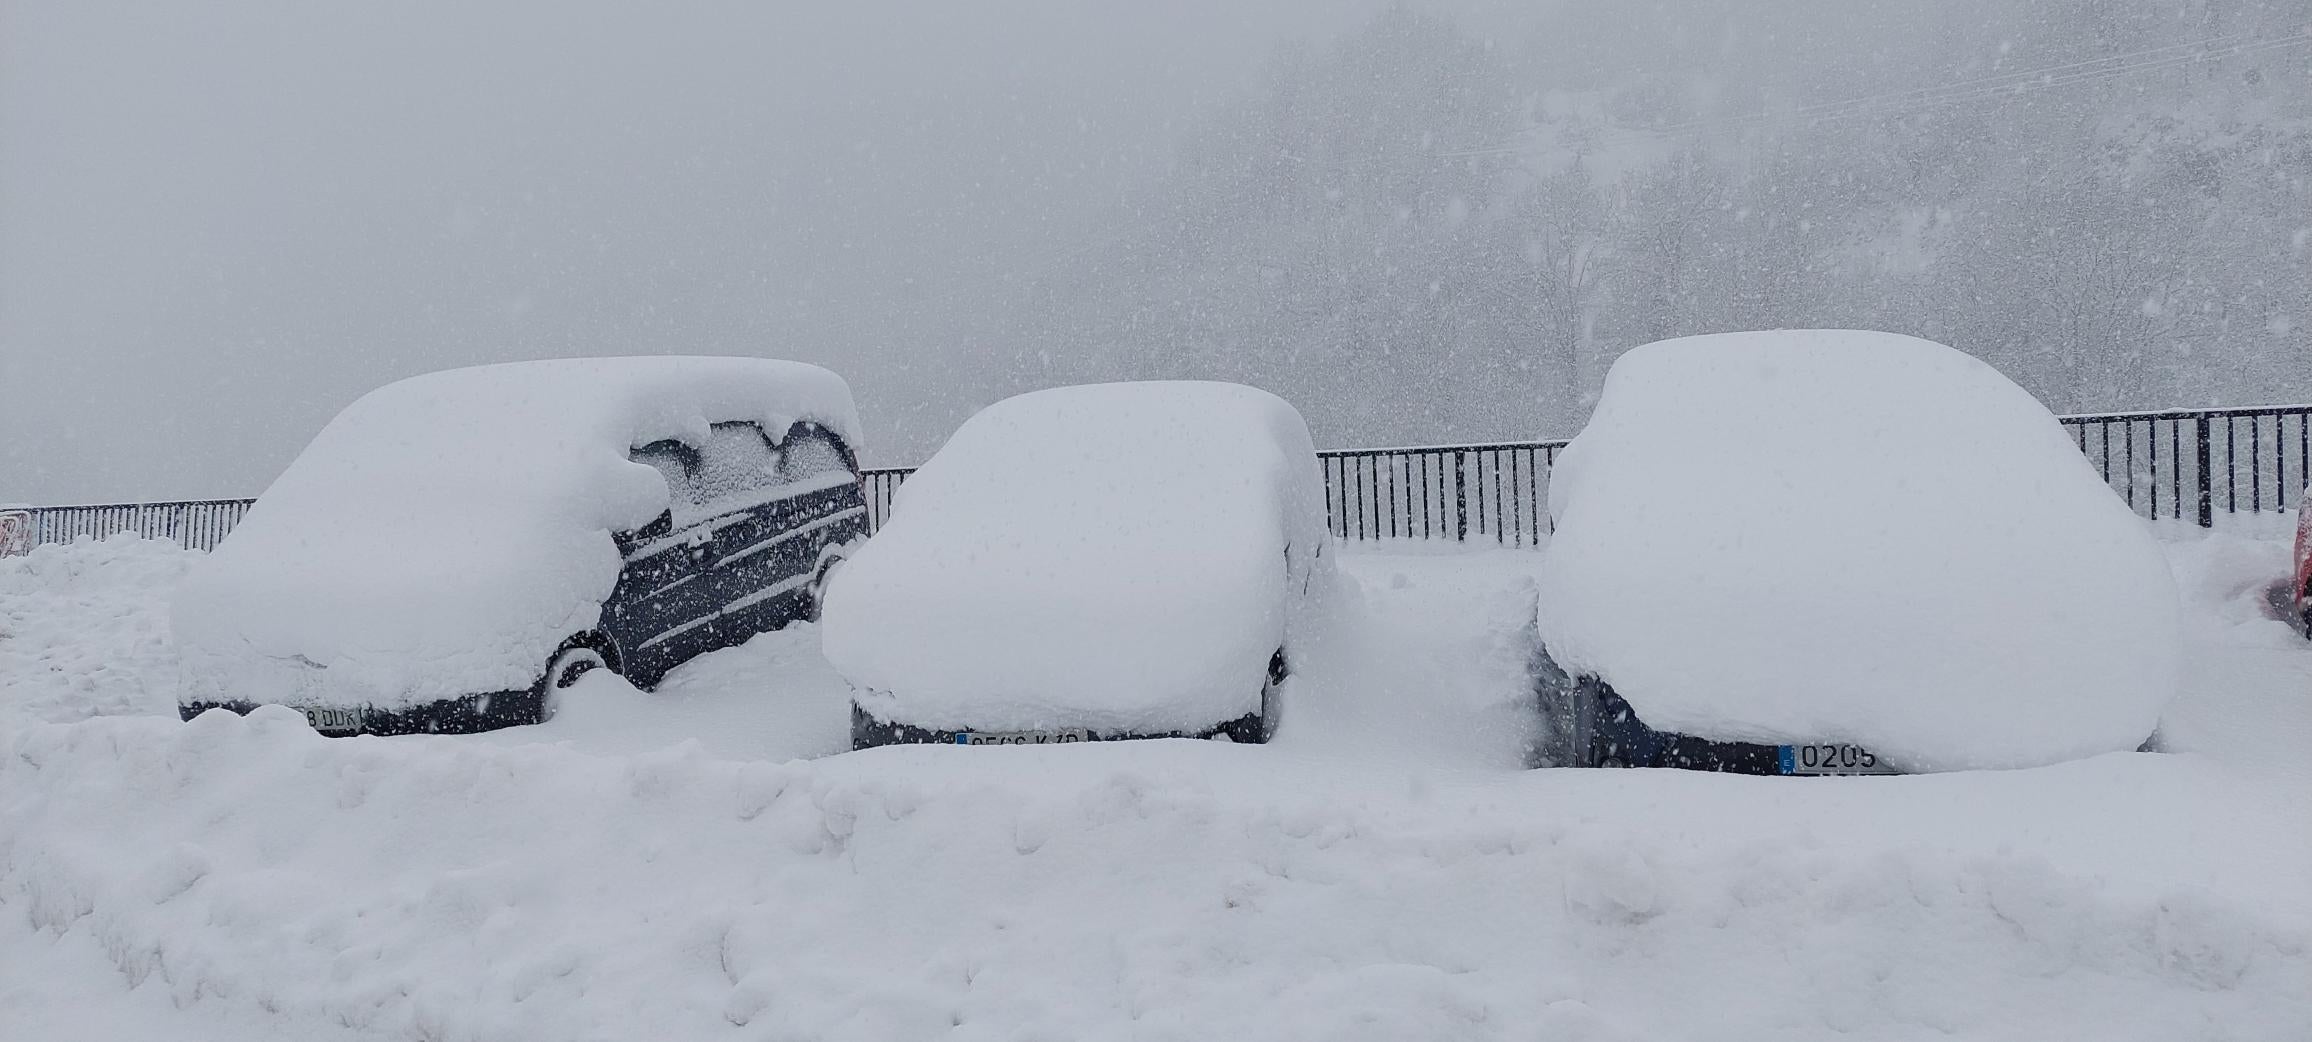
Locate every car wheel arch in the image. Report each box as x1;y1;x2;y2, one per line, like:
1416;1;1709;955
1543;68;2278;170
805;540;861;621
533;631;623;723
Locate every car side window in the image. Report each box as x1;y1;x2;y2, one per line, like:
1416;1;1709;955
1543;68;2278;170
775;426;853;486
691;422;780;514
630;440;701;520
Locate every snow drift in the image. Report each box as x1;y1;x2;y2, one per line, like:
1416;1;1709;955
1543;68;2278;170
1538;330;2181;771
821;381;1334;733
4;713;2305;1042
6;521;2312;1040
172;357;860;709
0;534;195;724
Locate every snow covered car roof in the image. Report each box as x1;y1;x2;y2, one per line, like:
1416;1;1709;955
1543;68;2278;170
1536;330;2180;771
820;381;1333;734
173;356;860;708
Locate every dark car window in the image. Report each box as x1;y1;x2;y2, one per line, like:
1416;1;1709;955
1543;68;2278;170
776;426;853;486
692;422;780;514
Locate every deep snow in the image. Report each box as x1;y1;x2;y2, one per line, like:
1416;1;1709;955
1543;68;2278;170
1540;331;2181;771
3;527;2309;1040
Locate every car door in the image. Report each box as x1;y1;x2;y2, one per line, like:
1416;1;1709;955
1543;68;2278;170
685;421;794;652
604;439;721;686
708;422;869;640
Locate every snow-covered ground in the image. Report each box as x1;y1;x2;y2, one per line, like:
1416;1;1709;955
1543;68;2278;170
2;527;2308;1040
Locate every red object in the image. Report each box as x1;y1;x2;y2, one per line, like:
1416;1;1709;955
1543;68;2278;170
2295;492;2312;635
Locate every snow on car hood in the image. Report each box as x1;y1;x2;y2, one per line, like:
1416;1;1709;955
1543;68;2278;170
173;356;860;707
820;381;1334;733
1537;330;2182;771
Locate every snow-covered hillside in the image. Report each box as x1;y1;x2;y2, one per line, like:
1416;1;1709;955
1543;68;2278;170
3;530;2308;1040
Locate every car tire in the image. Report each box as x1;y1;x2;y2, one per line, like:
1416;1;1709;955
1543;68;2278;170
536;636;613;723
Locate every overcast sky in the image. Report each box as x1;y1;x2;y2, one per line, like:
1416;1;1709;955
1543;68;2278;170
1;0;1392;503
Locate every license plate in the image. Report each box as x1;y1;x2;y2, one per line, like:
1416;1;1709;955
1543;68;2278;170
954;729;1089;745
1778;742;1896;775
299;705;366;734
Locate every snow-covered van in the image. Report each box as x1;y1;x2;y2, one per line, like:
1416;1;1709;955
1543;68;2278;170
1532;331;2179;774
823;381;1335;747
174;357;869;735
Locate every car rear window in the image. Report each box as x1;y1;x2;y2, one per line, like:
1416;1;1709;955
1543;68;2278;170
776;426;852;486
632;423;784;523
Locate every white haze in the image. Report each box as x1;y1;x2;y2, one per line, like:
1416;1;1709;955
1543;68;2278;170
0;0;1383;502
3;0;2306;504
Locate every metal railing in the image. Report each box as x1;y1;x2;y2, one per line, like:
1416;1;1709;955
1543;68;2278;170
861;468;912;533
15;498;253;553
14;404;2309;554
2061;405;2312;526
853;443;1567;547
1320;441;1563;546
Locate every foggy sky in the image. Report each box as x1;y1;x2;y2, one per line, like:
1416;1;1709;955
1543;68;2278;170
8;1;2303;507
1;0;1383;503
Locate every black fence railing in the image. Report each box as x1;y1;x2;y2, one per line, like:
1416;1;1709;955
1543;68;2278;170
861;468;912;533
1320;441;1564;546
15;404;2310;554
15;498;253;553
852;443;1568;547
2060;405;2312;527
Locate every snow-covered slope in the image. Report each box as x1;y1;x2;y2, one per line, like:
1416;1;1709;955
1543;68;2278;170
4;529;2308;1040
0;535;192;724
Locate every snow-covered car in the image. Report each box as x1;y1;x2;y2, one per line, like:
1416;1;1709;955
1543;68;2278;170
1533;330;2180;775
2292;489;2312;638
822;381;1334;747
174;357;869;736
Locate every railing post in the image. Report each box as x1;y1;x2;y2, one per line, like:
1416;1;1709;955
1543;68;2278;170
1453;452;1468;542
2195;413;2214;529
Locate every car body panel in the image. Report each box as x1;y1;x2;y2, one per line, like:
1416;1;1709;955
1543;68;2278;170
1531;640;2153;773
180;687;545;736
850;702;1267;748
1533;640;1880;774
